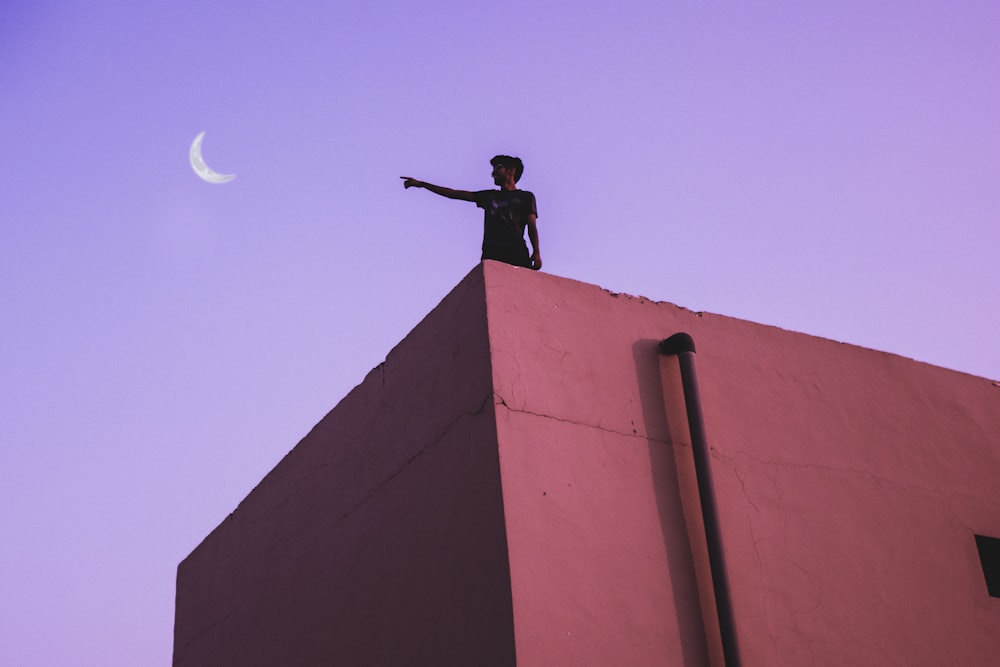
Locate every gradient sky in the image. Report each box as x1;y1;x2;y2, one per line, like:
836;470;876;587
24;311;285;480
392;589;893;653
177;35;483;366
2;1;998;664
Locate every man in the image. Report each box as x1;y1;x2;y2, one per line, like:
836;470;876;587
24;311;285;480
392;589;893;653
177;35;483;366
401;155;542;270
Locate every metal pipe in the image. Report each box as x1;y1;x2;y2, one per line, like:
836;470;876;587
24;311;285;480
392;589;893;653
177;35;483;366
659;333;741;667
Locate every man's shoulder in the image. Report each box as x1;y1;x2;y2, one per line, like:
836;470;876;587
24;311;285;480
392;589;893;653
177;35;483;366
473;189;497;207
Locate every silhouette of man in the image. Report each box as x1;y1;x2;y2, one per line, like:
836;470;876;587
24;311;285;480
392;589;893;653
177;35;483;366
401;155;541;270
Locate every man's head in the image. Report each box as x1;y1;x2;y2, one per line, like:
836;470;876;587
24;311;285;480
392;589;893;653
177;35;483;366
491;155;524;185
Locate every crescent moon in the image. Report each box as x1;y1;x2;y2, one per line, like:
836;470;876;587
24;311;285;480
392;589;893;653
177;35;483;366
189;132;235;184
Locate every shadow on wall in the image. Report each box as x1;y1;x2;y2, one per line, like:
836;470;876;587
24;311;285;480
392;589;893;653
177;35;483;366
633;339;720;667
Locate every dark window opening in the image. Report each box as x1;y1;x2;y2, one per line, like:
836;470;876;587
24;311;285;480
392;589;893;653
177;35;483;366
975;534;1000;598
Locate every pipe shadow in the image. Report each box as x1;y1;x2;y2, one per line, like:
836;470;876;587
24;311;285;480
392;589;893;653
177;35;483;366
633;338;717;667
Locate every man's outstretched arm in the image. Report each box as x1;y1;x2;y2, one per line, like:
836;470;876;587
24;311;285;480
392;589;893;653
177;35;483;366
400;177;477;202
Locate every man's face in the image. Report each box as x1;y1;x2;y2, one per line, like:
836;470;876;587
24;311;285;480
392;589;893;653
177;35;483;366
492;163;511;185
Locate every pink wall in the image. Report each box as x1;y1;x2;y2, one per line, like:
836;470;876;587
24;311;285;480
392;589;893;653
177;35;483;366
482;260;1000;666
173;268;516;665
175;261;1000;665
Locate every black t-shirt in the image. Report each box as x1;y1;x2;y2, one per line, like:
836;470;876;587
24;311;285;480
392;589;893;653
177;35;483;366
474;189;537;264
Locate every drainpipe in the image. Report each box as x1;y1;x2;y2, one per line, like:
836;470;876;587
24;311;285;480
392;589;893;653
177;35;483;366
659;333;741;667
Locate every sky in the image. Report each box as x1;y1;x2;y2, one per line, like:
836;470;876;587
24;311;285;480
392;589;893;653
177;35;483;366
1;1;998;664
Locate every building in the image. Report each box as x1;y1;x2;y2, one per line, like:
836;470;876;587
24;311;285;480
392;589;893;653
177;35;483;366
173;261;1000;665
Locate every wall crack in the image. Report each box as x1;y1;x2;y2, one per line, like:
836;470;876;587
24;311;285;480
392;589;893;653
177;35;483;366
494;395;671;445
336;392;494;523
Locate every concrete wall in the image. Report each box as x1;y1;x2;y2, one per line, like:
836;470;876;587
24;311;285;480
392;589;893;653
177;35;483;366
175;261;1000;665
482;260;1000;666
173;268;516;666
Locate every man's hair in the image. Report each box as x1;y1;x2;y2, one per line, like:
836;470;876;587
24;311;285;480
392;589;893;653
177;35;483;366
491;155;524;183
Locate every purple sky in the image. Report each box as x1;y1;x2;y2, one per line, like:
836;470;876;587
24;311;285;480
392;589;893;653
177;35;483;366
2;2;998;664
